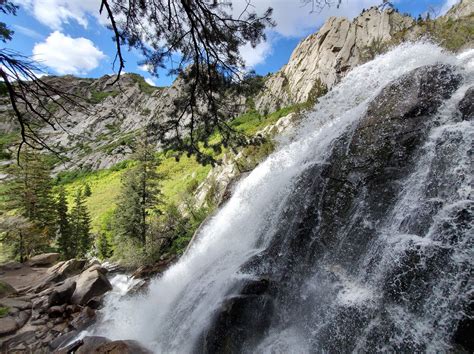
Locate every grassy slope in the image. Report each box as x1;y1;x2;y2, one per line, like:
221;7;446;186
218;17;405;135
58;105;299;233
60;155;211;232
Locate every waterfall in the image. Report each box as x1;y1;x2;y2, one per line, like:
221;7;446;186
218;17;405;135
95;42;473;353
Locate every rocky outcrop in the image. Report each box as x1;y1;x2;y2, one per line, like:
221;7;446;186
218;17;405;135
444;0;474;20
255;7;414;113
0;280;16;298
71;266;112;305
198;64;463;352
27;253;60;267
0;259;114;353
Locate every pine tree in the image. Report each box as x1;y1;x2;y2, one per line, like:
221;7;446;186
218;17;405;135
83;183;92;197
97;232;112;260
0;148;56;259
70;189;92;258
56;186;73;259
114;135;163;254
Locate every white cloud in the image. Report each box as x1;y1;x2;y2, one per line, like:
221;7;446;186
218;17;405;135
14;0;107;30
33;31;106;75
232;0;382;38
145;77;157;86
12;25;43;39
240;40;273;69
139;64;153;73
18;0;389;71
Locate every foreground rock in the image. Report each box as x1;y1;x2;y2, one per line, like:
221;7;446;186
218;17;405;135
71;266;112;305
54;336;152;354
0;280;16;298
0;258;114;353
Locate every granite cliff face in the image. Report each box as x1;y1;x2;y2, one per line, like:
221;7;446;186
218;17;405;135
255;7;414;113
445;0;474;20
0;2;471;172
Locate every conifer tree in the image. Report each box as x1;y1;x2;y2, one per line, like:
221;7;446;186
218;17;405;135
56;186;73;259
114;135;163;253
83;183;92;197
97;232;112;260
70;189;92;258
0;148;56;259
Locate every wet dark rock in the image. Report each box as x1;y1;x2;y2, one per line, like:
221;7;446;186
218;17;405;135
453;300;474;351
86;296;104;310
48;280;76;307
49;330;79;351
65;304;81;315
240;278;271;295
48;305;66;318
201;64;463;352
200;294;274;353
69;306;96;330
458;86;473;120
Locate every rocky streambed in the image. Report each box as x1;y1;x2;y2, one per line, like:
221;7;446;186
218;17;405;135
0;253;158;353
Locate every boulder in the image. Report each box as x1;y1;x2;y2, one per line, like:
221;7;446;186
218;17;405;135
85;264;108;274
48;280;76;307
69;306;96;330
27;253;60;267
75;336;110;354
0;297;31;310
86;296;104;310
49;330;79;351
91;340;153;353
47;305;66;318
0;316;18;336
71;269;112;305
200;294;274;353
49;259;87;281
0;280;16;298
35;259;87;293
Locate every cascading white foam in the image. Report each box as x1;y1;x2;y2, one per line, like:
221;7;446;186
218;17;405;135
93;42;473;353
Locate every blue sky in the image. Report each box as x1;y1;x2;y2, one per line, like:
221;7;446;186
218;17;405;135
2;0;454;87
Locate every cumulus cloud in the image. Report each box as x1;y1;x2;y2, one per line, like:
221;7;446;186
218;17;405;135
233;0;382;38
33;31;106;75
139;64;153;73
239;40;273;69
15;0;107;30
19;0;385;70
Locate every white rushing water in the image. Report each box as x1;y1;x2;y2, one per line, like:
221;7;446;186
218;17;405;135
94;42;473;352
